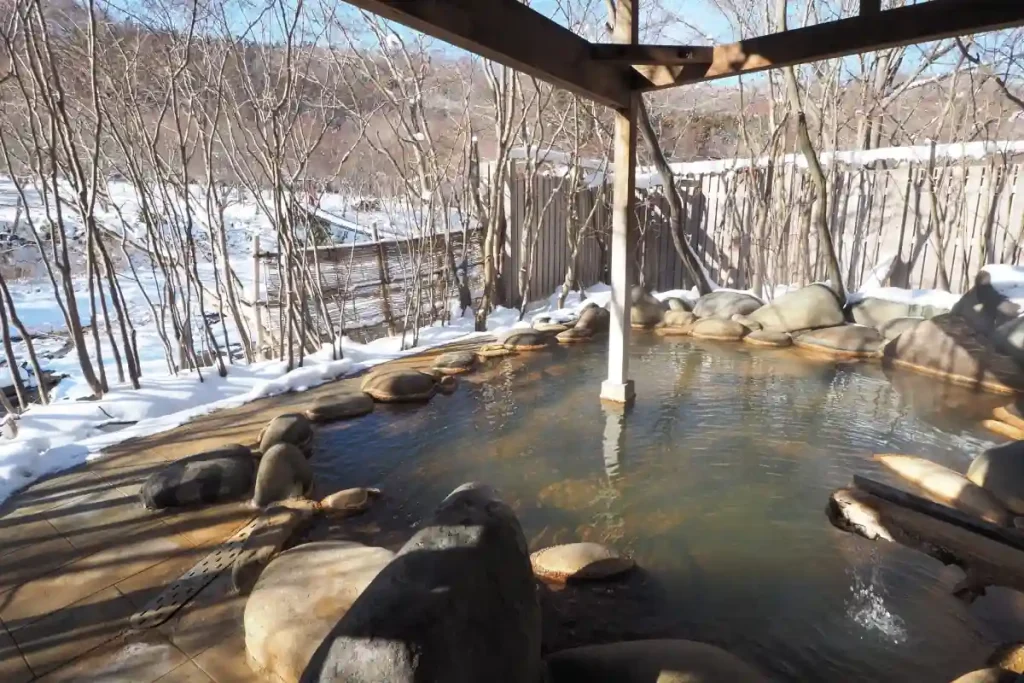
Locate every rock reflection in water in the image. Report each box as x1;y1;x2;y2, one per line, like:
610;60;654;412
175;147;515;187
312;334;1018;682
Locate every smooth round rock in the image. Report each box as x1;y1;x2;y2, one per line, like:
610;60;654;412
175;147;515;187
878;317;925;341
877;454;1011;525
968;441;1024;515
477;343;515;358
883;314;1024;393
665;297;692;312
951;271;1021;334
950;669;1023;683
983;419;1024;441
302;483;541;683
749;283;844;333
432;351;477;375
304;394;373;423
530;542;634;582
794;324;884;358
253;443;313;508
849;297;945;328
361;370;437;402
995;317;1024;365
319;487;380;515
259;414;314;454
436;374;458;395
534;321;570;334
502;329;551;351
245;541;396;683
743;329;792;348
557;327;594;344
692;291;763;320
630;287;667;328
994;404;1024;431
140;445;255;510
545;639;766;683
731;314;763;331
691;318;748;341
575;306;610;334
662;310;696;328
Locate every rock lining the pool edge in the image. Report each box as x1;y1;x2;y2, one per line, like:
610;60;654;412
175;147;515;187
690;318;748;341
531;542;635;583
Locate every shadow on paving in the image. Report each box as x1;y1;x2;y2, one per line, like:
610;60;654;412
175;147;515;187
0;338;491;680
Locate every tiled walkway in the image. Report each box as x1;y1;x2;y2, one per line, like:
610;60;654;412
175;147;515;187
0;343;475;682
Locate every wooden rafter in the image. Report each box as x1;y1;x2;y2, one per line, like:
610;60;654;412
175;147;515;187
637;0;1024;89
339;0;635;109
591;44;713;66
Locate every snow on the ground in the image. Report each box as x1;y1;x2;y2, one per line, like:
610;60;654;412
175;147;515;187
851;262;1024;312
0;293;569;507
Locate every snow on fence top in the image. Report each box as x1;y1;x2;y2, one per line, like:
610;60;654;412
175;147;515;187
634;140;1024;189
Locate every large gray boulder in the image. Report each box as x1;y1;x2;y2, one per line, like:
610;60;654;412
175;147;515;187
878;317;925;341
140;445;255;510
967;441;1024;515
665;297;692;312
253;443;313;508
260;414;315;455
304;394;374;423
575;306;610;334
502;329;552;351
361;370;438;402
246;541;396;683
300;483;541;683
994;317;1024;366
630;286;667;328
848;298;945;328
883;314;1024;394
545;639;765;683
793;324;884;359
748;284;844;333
691;318;748;341
951;271;1021;334
692;291;763;320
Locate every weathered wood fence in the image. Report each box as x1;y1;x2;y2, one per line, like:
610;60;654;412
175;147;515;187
506;159;1024;299
252;156;1024;348
254;229;481;346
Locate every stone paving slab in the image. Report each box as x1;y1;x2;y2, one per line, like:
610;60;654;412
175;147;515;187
0;341;485;681
35;629;188;683
0;617;32;683
154;660;216;682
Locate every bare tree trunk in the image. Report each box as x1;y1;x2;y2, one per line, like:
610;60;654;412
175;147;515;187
637;98;713;295
779;0;845;300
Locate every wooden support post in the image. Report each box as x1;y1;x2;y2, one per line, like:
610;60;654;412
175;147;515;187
600;0;637;405
252;236;264;360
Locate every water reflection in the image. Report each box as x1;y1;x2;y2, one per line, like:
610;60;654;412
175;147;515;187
313;335;1018;682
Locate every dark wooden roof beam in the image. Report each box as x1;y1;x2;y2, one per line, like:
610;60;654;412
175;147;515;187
591;44;714;66
639;0;1024;90
340;0;635;109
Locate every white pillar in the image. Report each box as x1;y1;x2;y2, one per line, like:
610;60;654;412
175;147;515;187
601;0;637;405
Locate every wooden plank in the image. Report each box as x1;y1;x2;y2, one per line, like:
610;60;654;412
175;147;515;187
342;0;634;109
640;0;1024;89
591;43;713;65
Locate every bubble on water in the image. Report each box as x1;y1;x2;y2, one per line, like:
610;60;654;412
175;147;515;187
846;560;908;644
